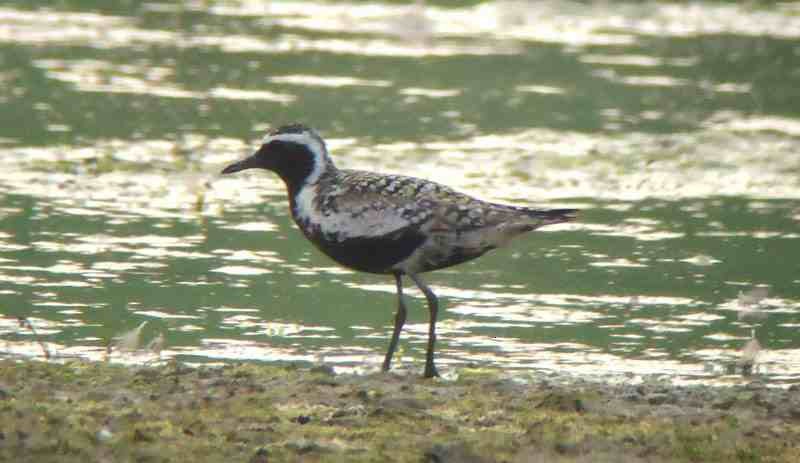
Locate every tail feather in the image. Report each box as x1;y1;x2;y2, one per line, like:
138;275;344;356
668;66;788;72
528;208;579;226
472;207;577;248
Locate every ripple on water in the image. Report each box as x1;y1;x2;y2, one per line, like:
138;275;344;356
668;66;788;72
1;1;799;386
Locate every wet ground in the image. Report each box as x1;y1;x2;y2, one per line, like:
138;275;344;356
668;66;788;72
1;1;799;386
2;360;799;462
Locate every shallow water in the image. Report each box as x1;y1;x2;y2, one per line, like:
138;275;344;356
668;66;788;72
1;0;799;386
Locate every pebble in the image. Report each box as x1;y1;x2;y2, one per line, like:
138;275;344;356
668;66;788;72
379;397;427;411
423;442;487;463
294;415;311;425
309;365;335;376
285;438;321;454
96;428;114;443
248;447;269;463
712;397;736;410
554;441;581;456
646;393;670;406
328;405;366;420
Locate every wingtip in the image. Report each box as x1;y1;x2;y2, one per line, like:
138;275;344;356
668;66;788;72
538;208;579;226
554;208;579;220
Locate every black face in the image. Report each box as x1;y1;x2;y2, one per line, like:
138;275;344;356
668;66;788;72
221;138;319;195
220;144;273;175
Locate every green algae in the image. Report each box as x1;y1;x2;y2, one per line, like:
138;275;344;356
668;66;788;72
1;360;798;463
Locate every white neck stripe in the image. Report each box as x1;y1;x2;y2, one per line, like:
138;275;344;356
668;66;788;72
263;131;328;184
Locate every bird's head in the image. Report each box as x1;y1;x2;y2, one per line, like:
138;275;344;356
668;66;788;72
221;124;332;190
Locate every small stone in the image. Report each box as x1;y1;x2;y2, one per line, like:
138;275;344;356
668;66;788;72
745;380;767;391
712;397;736;410
356;389;378;401
554;441;581;455
537;392;586;413
752;393;776;412
132;428;152;443
647;393;670;405
423;442;486;463
329;405;366;420
309;364;335;376
96;428;114;443
379;397;427;411
294;415;311;425
248;447;269;463
474;415;498;427
285;438;321;454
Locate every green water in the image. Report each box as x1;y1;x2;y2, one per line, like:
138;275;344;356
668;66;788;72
1;0;799;385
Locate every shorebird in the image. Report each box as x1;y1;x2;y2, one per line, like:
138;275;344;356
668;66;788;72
221;124;577;378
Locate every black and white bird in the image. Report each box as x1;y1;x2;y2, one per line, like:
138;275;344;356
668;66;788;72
221;124;577;378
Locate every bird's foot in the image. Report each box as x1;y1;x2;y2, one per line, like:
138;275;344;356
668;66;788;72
423;362;440;379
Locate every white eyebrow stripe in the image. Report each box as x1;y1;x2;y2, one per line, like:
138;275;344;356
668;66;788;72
262;132;324;154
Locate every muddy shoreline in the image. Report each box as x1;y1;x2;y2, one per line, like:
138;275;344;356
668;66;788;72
1;359;798;462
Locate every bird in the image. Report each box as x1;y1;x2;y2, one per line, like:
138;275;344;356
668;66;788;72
221;123;577;378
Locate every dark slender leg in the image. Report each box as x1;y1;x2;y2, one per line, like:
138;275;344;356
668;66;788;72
408;273;440;378
382;272;407;372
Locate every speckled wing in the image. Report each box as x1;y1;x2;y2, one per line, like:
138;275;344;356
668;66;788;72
328;170;516;236
306;170;461;273
318;171;438;239
313;170;575;274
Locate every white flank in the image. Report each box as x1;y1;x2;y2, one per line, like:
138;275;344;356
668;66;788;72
262;130;327;184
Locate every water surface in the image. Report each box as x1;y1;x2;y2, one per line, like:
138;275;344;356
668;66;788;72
1;0;799;386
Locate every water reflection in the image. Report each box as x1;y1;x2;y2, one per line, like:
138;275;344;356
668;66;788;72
2;189;798;385
1;1;799;386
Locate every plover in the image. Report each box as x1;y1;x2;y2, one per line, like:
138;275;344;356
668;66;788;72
221;124;577;378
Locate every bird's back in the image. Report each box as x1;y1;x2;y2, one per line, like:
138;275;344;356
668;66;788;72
291;168;575;274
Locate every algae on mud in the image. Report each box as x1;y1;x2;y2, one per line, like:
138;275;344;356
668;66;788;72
1;359;799;462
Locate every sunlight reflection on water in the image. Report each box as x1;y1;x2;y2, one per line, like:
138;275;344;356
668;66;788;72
1;0;799;386
2;179;798;385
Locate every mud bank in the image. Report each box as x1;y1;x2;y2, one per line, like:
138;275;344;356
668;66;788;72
2;360;799;462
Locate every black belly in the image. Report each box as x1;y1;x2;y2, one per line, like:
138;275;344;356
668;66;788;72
305;228;427;274
420;246;491;273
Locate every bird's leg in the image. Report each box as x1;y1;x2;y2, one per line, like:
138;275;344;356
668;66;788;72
408;273;440;378
382;272;407;372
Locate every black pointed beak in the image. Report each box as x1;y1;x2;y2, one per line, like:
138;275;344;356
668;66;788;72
221;153;259;175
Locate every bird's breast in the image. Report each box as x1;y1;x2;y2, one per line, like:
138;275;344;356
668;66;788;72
295;218;427;274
